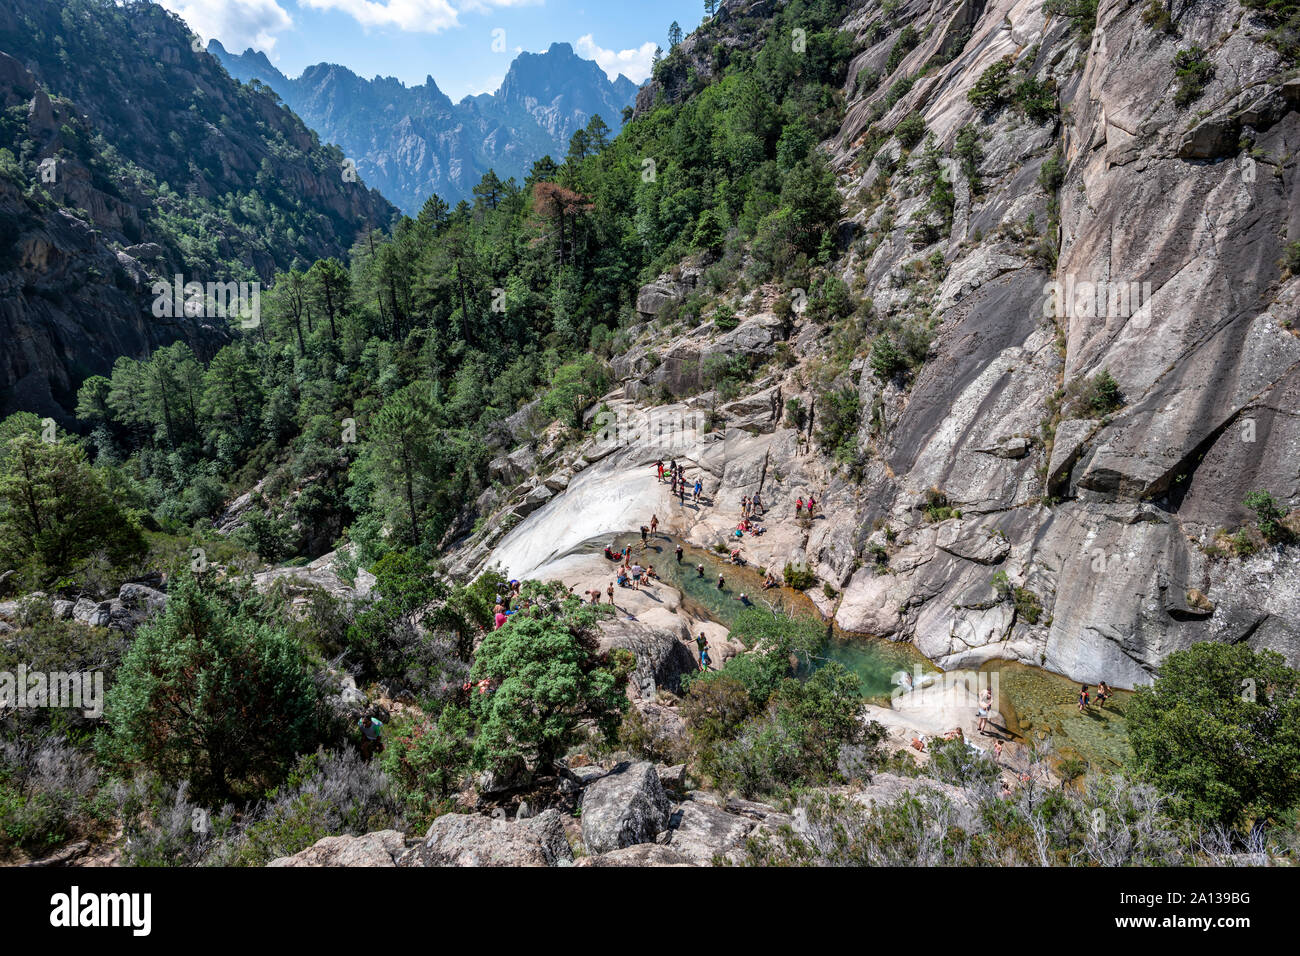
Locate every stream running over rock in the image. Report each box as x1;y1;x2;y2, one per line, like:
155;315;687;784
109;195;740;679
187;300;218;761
566;532;1132;770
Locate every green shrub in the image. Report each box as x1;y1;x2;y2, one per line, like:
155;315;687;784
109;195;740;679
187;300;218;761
1141;0;1175;32
1172;46;1214;107
967;58;1014;110
783;562;818;590
814;386;862;461
922;488;956;523
1012;77;1057;121
712;303;740;331
470;594;629;774
954;124;983;187
1044;0;1100;37
1283;240;1300;276
870;334;908;381
381;708;472;829
1244;490;1292;543
885;26;919;75
1129;642;1300;828
100;573;323;803
1038;151;1065;192
895;114;926;149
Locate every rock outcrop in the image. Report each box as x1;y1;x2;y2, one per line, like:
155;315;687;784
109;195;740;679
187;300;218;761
269;830;407;867
398;809;573;867
579;761;672;854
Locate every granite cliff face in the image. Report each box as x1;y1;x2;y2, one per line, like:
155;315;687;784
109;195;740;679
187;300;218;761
212;41;639;214
0;0;397;421
457;0;1300;689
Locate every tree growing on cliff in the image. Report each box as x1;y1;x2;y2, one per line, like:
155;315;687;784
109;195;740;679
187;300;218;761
1128;642;1300;830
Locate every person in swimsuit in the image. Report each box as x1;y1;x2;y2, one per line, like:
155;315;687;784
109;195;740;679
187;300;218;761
1096;680;1111;707
606;582;614;604
977;687;993;734
1078;684;1090;712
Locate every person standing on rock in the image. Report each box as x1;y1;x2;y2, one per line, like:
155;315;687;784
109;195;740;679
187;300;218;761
807;494;817;517
977;686;993;734
695;632;711;671
795;496;804;518
650;514;659;536
656;459;664;482
753;491;763;515
1095;680;1111;708
607;582;615;604
693;478;702;503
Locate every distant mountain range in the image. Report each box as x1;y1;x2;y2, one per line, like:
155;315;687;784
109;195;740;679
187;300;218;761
211;41;640;215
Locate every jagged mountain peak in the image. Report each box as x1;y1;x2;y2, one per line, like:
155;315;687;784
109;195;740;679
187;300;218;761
211;40;639;213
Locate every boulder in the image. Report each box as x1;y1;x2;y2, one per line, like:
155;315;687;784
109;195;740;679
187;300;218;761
71;598;111;628
575;843;693;867
580;761;671;854
661;801;757;865
268;830;406;867
597;618;698;696
116;583;167;621
399;809;573;867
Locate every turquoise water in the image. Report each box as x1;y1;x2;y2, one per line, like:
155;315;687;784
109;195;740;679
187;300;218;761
983;661;1133;772
577;533;930;700
570;533;1131;770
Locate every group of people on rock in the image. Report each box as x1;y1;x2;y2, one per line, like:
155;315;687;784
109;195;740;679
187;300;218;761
656;459;703;505
794;494;818;518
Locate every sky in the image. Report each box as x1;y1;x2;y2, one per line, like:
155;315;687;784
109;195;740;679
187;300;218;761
159;0;708;100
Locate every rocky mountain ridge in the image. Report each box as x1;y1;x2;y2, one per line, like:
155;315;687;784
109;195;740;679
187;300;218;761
211;40;639;214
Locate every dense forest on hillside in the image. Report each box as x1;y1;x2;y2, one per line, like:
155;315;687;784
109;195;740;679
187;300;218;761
2;0;851;590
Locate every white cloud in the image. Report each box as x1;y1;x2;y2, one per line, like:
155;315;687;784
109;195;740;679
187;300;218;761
158;0;293;52
299;0;460;32
575;34;656;84
459;0;544;12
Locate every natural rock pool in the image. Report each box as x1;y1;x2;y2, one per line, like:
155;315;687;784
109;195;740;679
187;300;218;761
571;532;1132;771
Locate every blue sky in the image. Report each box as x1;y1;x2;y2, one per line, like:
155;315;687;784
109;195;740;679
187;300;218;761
160;0;708;100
